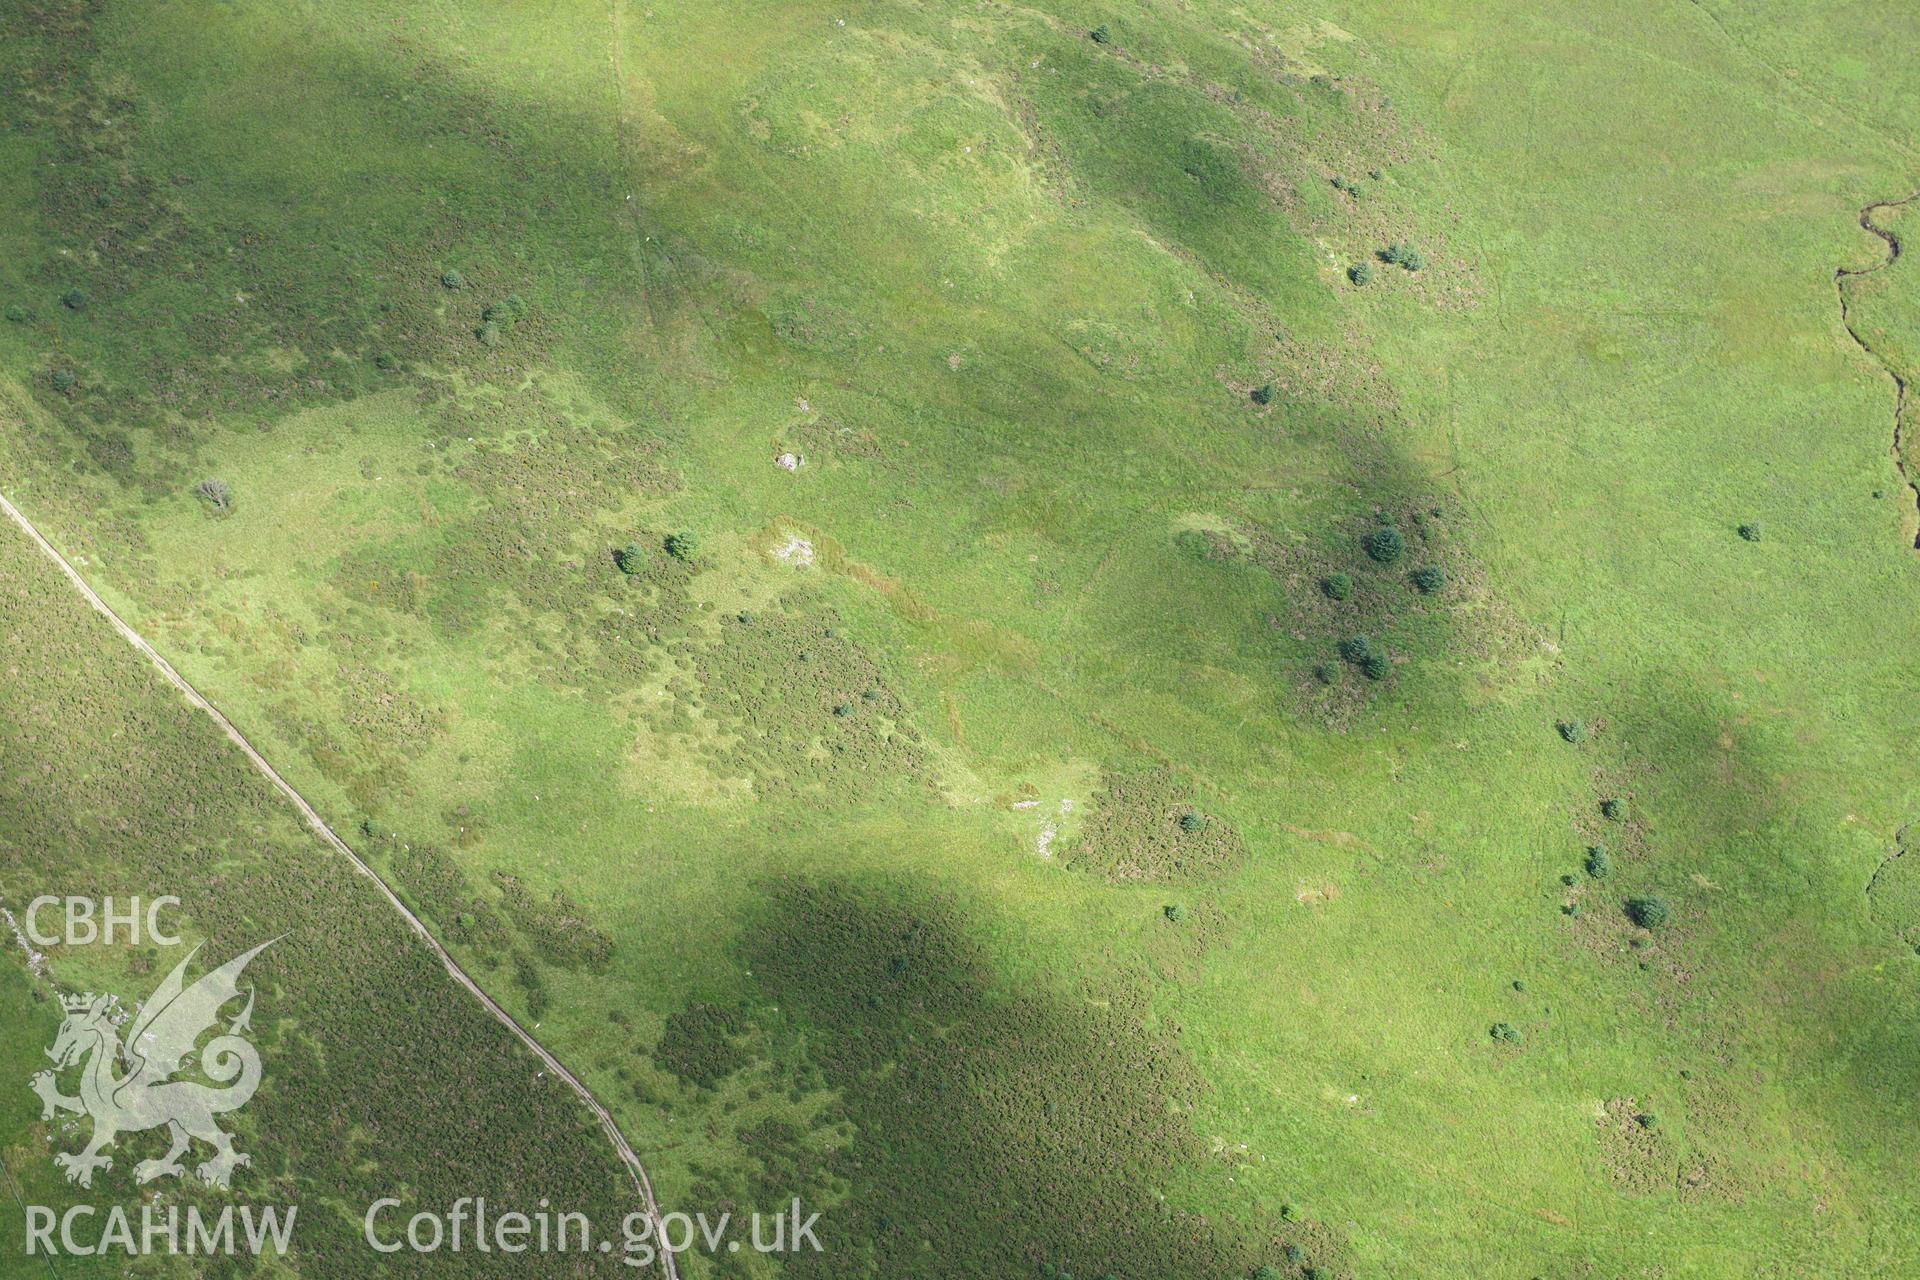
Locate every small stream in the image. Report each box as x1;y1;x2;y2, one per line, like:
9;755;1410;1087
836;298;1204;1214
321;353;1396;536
1834;192;1920;549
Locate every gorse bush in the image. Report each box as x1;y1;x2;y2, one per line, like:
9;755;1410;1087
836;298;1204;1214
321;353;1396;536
440;269;464;289
1364;525;1406;563
49;368;76;392
664;529;701;560
1339;634;1373;663
1349;260;1374;285
1089;23;1111;42
1626;896;1671;929
1163;903;1188;923
1250;382;1274;405
1738;522;1762;542
1601;797;1627;821
1557;718;1588;744
1490;1022;1521;1043
1359;652;1390;680
615;542;646;574
1585;845;1612;879
1411;565;1445;593
1380;242;1425;271
1321;572;1352;600
1179;810;1206;833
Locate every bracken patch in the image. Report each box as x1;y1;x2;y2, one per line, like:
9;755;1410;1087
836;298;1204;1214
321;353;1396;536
1062;767;1249;882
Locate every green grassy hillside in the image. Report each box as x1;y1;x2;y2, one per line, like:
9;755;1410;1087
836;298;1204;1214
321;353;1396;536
0;518;641;1277
3;0;1919;1276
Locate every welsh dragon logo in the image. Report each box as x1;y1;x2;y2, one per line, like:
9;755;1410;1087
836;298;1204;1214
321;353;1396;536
30;940;273;1189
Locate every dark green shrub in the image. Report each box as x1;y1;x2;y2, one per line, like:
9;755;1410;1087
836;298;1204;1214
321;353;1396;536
1089;23;1111;42
1284;1243;1305;1261
1253;1267;1282;1280
1359;652;1390;681
374;350;397;370
615;542;646;574
664;530;701;560
1737;522;1762;542
440;269;464;289
833;703;853;717
1626;896;1671;929
1410;565;1445;593
1321;572;1353;600
1584;845;1612;879
1338;634;1373;663
1163;903;1188;923
1601;797;1626;821
475;321;502;347
49;368;75;392
1512;979;1527;992
1363;525;1406;563
4;304;25;322
1636;1111;1659;1129
1312;662;1338;684
61;288;87;310
1380;242;1425;271
1179;810;1206;833
1348;260;1374;285
1557;718;1587;743
1250;382;1274;405
1489;1022;1521;1043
